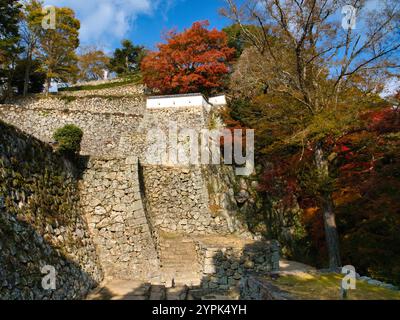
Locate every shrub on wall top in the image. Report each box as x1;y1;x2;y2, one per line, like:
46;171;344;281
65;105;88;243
53;124;83;157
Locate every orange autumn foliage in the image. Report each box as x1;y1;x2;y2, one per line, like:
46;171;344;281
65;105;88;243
141;21;235;95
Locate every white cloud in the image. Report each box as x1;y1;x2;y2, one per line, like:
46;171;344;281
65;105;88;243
381;78;400;98
42;0;168;47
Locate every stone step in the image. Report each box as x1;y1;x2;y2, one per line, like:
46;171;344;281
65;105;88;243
161;260;198;264
165;286;189;300
161;270;202;276
161;272;202;278
160;260;200;265
149;285;166;300
161;272;202;279
159;235;202;288
161;271;201;276
164;276;202;281
161;269;201;274
160;242;195;246
161;255;198;259
161;254;197;258
87;280;152;300
160;248;197;253
161;262;198;266
163;279;202;288
160;267;201;274
161;256;198;261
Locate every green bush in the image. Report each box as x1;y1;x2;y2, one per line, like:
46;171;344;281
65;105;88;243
53;125;83;157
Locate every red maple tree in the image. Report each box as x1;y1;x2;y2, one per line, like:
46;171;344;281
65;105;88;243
141;21;235;95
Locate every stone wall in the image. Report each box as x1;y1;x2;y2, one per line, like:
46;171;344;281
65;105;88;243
204;164;256;238
0;90;268;294
240;275;292;300
194;239;280;291
142;165;233;235
0;101;144;157
137;105;256;239
0;121;103;300
61;83;145;97
139;106;208;133
79;156;160;281
11;95;145;114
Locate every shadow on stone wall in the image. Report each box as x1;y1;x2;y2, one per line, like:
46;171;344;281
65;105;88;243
0;211;102;300
85;240;282;301
197;240;280;300
0;121;103;300
137;161;160;257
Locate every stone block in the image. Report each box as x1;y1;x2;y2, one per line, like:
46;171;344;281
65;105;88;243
113;204;126;212
125;156;137;165
94;206;107;216
133;210;144;219
132;200;143;212
204;264;216;274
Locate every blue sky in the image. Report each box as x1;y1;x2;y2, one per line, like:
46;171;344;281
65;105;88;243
41;1;399;94
43;0;232;52
131;0;231;49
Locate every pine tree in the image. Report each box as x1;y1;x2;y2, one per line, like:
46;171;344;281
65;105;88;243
109;40;144;76
0;0;22;100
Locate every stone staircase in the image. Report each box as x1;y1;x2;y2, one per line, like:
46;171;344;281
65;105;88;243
86;233;206;300
86;280;240;300
86;280;190;300
159;234;203;287
85;233;261;300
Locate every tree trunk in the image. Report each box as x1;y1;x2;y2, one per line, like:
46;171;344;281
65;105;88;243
4;60;16;102
23;49;33;97
315;144;342;270
45;78;51;95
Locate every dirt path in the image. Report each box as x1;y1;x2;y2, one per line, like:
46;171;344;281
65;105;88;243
279;259;317;276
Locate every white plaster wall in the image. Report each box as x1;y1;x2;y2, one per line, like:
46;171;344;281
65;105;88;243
209;95;227;106
147;94;212;111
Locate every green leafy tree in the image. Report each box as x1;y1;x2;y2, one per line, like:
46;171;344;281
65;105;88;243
0;0;22;100
222;23;260;58
19;0;44;96
77;46;110;81
11;58;45;94
109;39;145;76
36;6;80;92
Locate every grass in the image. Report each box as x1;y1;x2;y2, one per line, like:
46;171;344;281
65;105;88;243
274;273;400;300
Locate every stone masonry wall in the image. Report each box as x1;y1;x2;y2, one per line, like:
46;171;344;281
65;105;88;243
79;156;160;281
0;98;145;157
195;239;280;291
12;95;145;114
0;91;263;291
138;106;255;238
142;165;233;235
61;83;145;97
240;275;292;300
0;121;103;300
